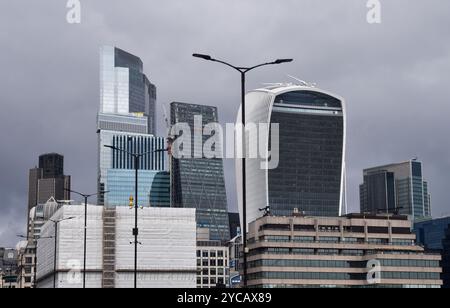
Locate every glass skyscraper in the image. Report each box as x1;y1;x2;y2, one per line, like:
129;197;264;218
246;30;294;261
170;102;230;242
236;84;346;227
360;160;432;220
97;46;166;206
99;46;156;135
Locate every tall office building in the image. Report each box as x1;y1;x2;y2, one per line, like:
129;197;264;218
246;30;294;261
171;102;230;242
414;217;450;288
97;46;164;206
360;160;431;220
236;84;346;227
27;153;70;233
99;46;156;134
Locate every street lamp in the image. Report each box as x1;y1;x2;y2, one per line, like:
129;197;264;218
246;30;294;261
192;53;293;287
65;189;109;288
50;217;76;288
104;144;168;288
17;234;53;289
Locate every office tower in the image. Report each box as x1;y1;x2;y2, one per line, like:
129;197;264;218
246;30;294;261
236;84;346;226
28;153;70;211
170;102;230;242
97;46;163;206
360;160;432;220
98;130;167;207
99;46;156;135
196;228;230;288
414;216;450;288
39;153;64;178
36;205;196;288
246;212;442;288
27;154;70;233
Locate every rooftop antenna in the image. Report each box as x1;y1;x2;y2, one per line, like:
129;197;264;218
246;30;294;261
287;75;316;87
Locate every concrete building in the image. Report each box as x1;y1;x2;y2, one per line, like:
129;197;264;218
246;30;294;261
245;212;442;288
36;205;196;288
196;228;229;288
360;160;431;220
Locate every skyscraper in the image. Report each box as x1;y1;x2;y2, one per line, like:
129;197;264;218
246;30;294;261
236;84;346;227
360;160;432;220
99;46;156;134
97;46;164;206
171;102;230;242
27;153;70;225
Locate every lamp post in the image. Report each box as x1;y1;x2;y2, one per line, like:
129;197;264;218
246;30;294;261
104;144;167;288
50;217;76;288
192;53;293;287
65;189;109;288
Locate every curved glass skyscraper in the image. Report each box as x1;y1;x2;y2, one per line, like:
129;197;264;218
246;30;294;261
236;84;346;226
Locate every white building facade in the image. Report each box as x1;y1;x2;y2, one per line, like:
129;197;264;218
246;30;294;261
36;205;196;288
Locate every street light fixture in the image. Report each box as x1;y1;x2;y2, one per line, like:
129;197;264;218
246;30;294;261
49;216;76;288
65;189;109;288
104;144;168;288
192;53;293;287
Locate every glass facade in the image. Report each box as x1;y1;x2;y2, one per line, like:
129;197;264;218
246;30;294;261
360;171;396;214
98;130;167;206
171;102;230;241
98;46;159;205
414;217;450;250
360;161;431;220
105;170;170;208
268;91;344;217
99;46;156;134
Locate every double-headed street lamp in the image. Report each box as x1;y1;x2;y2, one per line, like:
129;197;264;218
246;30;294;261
50;216;76;288
104;144;168;289
192;53;293;287
65;189;109;288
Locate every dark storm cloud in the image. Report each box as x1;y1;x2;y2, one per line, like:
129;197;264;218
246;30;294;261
1;0;450;246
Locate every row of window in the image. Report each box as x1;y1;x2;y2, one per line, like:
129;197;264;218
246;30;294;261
197;250;227;258
248;259;440;269
249;247;428;257
197;277;226;287
248;271;440;281
259;236;414;246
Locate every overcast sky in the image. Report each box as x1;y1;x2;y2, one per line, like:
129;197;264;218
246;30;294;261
1;0;450;246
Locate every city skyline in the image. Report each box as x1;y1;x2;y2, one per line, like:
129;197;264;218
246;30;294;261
2;0;450;246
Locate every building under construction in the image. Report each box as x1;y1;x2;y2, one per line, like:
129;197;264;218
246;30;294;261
36;205;197;288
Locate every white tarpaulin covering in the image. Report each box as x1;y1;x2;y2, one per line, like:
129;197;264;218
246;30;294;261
36;205;196;288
